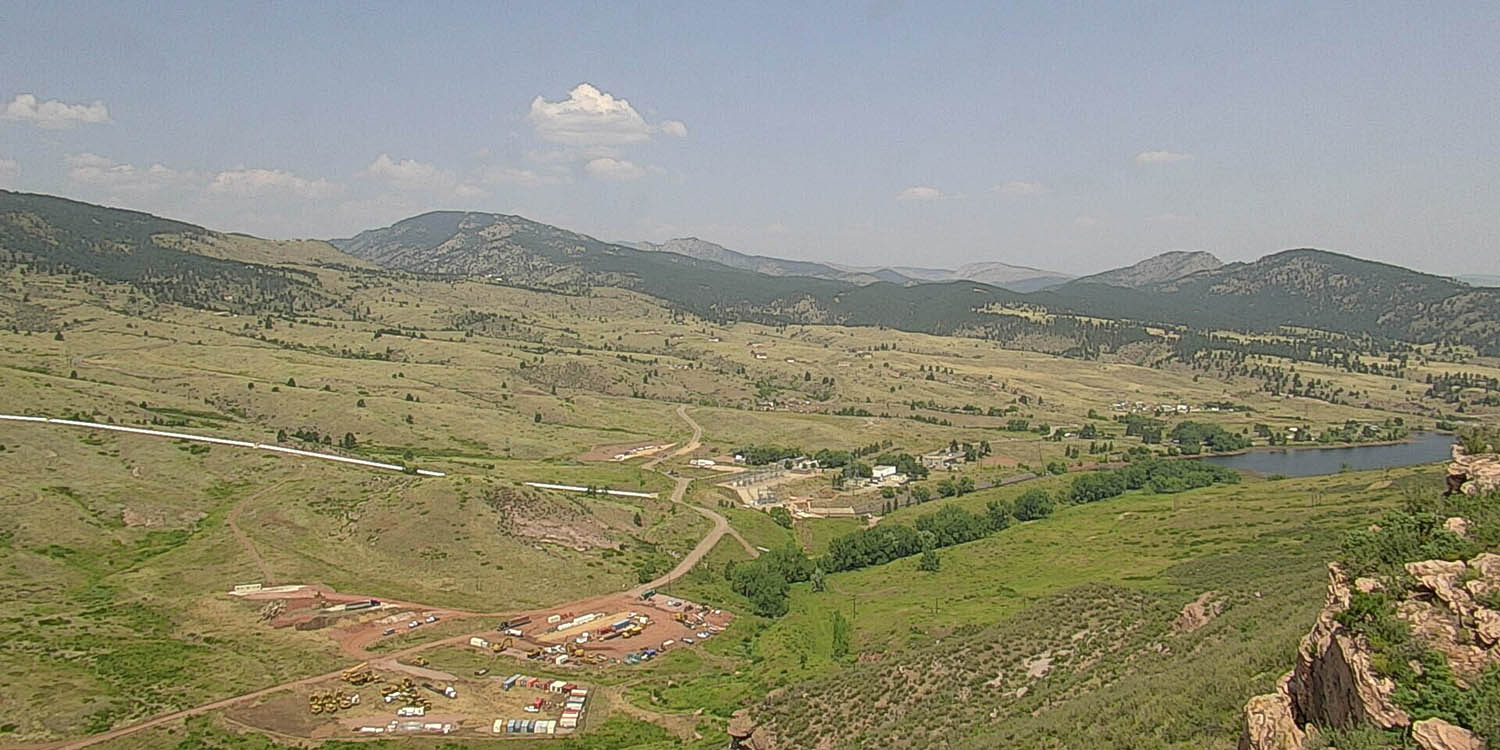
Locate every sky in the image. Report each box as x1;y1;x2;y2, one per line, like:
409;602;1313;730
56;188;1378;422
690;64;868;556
1;1;1497;276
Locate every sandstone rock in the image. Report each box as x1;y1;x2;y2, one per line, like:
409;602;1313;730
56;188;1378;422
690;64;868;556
1476;608;1500;647
1412;717;1486;750
1237;689;1306;750
1287;565;1410;730
1447;517;1472;539
1470;553;1500;580
1407;560;1476;619
1355;577;1385;593
1173;591;1226;633
1400;598;1494;684
1451;444;1500;496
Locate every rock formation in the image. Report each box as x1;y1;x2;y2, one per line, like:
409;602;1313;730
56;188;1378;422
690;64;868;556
1412;717;1486;750
1449;444;1500;497
1240;549;1500;749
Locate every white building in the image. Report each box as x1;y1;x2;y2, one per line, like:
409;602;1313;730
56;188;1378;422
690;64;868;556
871;465;897;480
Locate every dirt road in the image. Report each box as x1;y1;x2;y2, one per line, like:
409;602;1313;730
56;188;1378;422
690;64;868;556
225;472;301;585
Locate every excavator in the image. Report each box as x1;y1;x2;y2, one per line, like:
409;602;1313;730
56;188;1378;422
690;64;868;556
489;636;513;654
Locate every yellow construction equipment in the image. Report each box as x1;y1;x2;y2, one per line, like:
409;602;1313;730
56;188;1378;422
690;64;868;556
412;657;428;667
489;637;513;654
340;662;375;685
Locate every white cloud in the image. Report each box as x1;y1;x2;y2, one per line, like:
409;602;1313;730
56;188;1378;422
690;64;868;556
897;185;945;201
209;167;341;199
765;222;790;234
64;153;195;192
0;157;18;187
1146;212;1194;225
1074;215;1099;227
528;83;685;146
993;180;1051;197
3;93;111;129
1135;150;1193;164
361;154;455;191
584;157;646;181
481;164;570;186
454;184;487;199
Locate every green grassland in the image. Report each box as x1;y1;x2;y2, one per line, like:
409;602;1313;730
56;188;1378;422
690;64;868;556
0;249;1485;746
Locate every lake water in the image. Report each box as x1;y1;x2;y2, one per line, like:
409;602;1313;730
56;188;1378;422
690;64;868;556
1195;432;1454;478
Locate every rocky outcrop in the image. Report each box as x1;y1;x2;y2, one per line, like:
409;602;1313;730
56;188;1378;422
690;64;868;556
1239;565;1407;749
728;709;774;750
1285;564;1410;732
1449;445;1500;497
1173;591;1226;633
1237;674;1307;750
1413;717;1486;750
1240;550;1500;749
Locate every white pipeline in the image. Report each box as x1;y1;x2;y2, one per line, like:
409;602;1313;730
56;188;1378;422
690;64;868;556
0;414;445;477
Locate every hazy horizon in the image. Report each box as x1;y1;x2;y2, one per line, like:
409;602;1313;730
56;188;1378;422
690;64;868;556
2;1;1496;276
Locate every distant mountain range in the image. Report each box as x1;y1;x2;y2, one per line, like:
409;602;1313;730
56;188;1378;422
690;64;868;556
621;237;1071;292
4;190;1499;355
1458;274;1500;287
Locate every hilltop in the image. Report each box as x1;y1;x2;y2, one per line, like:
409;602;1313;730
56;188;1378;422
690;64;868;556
1074;250;1223;288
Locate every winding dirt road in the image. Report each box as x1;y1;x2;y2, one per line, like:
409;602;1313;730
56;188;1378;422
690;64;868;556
13;405;754;750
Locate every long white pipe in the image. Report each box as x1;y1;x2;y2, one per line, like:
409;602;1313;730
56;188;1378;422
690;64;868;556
0;413;444;477
523;481;657;498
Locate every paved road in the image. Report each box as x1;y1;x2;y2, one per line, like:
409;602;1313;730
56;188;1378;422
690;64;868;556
10;405;756;749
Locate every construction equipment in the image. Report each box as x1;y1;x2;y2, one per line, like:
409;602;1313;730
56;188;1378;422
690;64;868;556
340;662;375;685
490;636;513;654
411;656;428;667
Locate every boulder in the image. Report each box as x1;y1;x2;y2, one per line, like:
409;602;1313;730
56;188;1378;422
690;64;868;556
1412;717;1486;750
1237;685;1306;750
1447;517;1472;539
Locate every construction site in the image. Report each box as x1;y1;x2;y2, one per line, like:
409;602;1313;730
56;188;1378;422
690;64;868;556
222;584;730;740
226;661;590;740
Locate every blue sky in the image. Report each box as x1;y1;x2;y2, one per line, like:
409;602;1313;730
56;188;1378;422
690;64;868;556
1;1;1496;275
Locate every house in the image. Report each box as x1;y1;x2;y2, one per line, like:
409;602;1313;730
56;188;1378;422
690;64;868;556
733;454;746;464
689;458;716;468
921;450;965;470
871;465;897;480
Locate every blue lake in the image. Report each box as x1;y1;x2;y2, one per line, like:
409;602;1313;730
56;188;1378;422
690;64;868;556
1195;432;1453;478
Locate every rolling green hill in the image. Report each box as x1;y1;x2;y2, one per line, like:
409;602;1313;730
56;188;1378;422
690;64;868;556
4;192;1498;355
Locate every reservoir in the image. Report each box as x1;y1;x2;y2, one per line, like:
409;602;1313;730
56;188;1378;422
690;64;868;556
1196;432;1454;478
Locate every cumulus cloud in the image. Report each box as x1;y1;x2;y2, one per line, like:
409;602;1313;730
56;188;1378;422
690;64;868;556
0;157;18;187
209;167;341;199
361;153;456;191
3;93;111;129
65;153;195;192
528;83;685;146
454;184;487;199
897;185;945;201
584;157;646;181
1135;150;1193;164
993;180;1051;197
